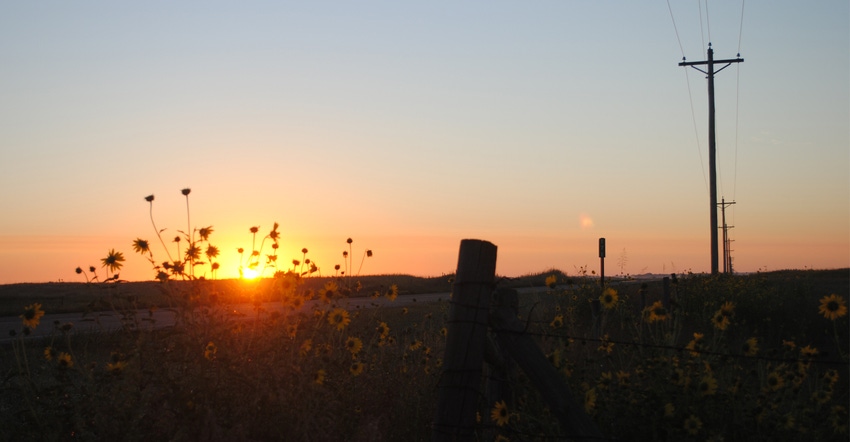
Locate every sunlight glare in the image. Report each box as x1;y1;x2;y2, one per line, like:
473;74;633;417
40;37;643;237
242;267;260;280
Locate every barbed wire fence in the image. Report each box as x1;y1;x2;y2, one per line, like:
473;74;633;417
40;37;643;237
432;240;848;441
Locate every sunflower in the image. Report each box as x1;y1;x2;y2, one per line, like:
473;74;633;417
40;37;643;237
829;405;848;434
408;340;423;351
101;249;125;274
698;375;718;396
57;352;73;369
21;303;45;329
204;341;217;361
597;371;613;389
550;314;564;329
663;403;675;418
327;308;351;331
545;275;557;289
818;294;848;320
376;322;390;339
799;345;818;359
599;288;619;309
643;300;668;323
766;371;784;391
132;238;151;255
598;334;614;354
286;324;298;339
685;332;704;357
719;301;735;317
320;281;339;301
44;346;55;361
345;337;363;356
490;400;510;427
711;310;730;331
350;361;365;377
107;360;127;375
781;413;795;430
683;415;702;435
198;226;214;241
299;339;313;357
314;369;326;385
184;244;202;261
742;337;759;356
584;388;597;414
823;369;840;387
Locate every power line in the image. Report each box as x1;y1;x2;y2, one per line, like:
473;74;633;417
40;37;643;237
667;0;710;195
666;0;686;58
737;0;746;55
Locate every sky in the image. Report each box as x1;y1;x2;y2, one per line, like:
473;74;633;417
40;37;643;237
1;1;848;284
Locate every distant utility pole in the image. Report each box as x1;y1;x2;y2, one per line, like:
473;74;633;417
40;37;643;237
720;198;736;274
679;44;743;275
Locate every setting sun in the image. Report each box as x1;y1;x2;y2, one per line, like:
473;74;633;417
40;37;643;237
241;267;261;280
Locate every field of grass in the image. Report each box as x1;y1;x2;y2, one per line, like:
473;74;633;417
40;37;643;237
1;268;847;441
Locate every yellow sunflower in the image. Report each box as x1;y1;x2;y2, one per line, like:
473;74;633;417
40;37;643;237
299;339;313;357
328;308;351;331
766;371;785;391
350;361;365;377
545;275;557;289
204;341;217;360
599;288;619;309
490;400;510;427
818;294;848;320
376;321;390;339
314;369;326;385
698;375;718;396
550;314;564;329
345;337;363;356
643;300;668;323
57;352;73;369
385;284;399;301
685;332;704;357
719;301;735;317
101;248;125;274
711;310;730;331
584;388;597;414
742;337;759;356
21;303;45;329
683;415;702;435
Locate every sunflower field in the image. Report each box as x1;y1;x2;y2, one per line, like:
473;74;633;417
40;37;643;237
2;267;847;441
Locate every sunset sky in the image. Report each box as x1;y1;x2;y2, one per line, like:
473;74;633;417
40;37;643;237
1;1;847;284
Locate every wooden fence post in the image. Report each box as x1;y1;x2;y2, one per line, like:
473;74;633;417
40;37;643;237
490;288;605;440
432;239;498;441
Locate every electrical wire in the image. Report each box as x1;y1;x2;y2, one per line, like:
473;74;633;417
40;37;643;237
668;0;710;195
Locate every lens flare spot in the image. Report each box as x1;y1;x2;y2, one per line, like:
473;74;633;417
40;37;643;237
580;213;594;229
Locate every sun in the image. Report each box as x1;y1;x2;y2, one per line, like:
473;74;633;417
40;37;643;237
242;267;261;280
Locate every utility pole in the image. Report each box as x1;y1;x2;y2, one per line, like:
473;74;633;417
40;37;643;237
679;44;743;275
720;198;736;274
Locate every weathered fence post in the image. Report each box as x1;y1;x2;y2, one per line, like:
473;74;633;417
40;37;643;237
491;288;605;440
432;239;498;441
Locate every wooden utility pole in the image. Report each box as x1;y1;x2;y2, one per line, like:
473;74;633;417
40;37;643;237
679;44;743;274
720;198;736;274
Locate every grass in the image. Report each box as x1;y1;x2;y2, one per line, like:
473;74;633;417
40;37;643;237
1;189;847;440
2;268;847;441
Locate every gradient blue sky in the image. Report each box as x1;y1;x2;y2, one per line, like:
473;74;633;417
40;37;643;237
1;1;848;283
